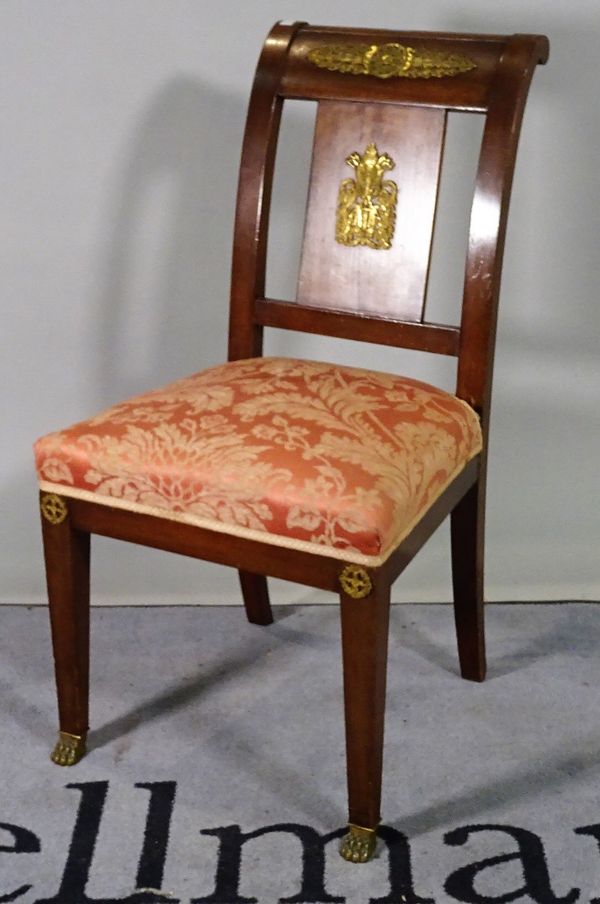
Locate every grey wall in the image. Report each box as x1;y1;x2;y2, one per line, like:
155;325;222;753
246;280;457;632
2;0;598;605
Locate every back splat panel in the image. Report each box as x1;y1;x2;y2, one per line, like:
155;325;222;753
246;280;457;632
297;100;447;322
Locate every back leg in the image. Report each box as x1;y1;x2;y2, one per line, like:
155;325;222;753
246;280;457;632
450;476;486;682
238;571;273;625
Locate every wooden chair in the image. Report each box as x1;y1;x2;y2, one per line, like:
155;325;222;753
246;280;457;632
34;23;548;863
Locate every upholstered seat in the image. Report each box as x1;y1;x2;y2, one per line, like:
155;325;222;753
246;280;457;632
35;357;481;564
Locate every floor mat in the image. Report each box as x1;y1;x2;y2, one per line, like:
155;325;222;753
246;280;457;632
2;602;600;903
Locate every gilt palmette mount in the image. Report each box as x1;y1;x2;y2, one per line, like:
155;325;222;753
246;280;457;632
336;143;398;250
308;42;476;80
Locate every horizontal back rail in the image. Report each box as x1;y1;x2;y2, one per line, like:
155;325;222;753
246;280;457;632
255;298;460;355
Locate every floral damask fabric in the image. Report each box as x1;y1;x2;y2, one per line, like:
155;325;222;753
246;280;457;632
35;357;482;564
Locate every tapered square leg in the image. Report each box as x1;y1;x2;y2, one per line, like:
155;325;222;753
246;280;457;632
238;571;273;625
339;571;391;862
451;477;486;682
40;492;90;765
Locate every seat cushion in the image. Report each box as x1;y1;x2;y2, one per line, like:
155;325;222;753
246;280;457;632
35;357;482;565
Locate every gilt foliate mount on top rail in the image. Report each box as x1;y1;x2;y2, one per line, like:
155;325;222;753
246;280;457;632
308;42;476;80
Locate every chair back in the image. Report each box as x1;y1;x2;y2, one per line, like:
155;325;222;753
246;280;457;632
228;23;548;424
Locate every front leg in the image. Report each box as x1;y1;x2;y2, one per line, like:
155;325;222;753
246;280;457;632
40;492;90;766
339;565;391;862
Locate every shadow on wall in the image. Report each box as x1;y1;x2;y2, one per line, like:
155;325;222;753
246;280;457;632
444;12;600;360
8;17;597;602
90;76;322;408
7;73;342;603
90;76;243;407
6;77;246;600
86;76;246;599
49;75;318;603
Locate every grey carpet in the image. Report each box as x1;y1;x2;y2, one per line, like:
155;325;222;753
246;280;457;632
2;602;600;903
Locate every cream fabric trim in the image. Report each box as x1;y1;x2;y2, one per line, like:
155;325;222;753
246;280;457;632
39;447;480;569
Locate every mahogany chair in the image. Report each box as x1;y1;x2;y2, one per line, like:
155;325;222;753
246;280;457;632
34;23;548;862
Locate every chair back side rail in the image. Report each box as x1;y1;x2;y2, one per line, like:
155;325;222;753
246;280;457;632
229;22;305;361
457;34;548;423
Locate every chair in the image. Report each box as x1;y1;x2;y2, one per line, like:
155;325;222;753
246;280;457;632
34;23;548;863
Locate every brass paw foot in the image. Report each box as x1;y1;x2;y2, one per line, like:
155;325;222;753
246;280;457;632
339;823;377;863
50;731;86;766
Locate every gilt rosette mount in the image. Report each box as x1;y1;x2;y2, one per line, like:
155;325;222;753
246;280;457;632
336;143;397;250
339;565;373;599
40;493;68;525
308;42;476;80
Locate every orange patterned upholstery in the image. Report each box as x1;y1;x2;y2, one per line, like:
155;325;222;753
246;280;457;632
35;357;482;565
